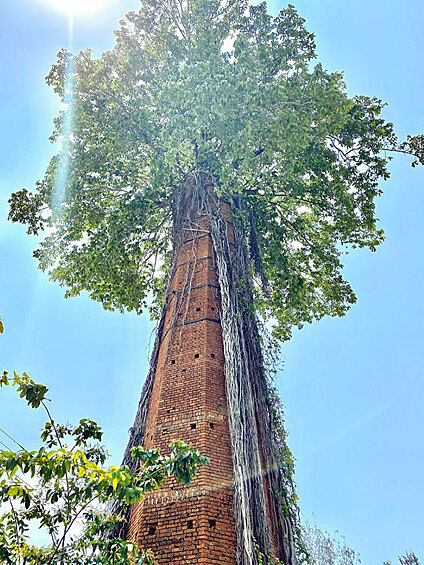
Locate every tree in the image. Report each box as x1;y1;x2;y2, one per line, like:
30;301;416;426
399;554;421;565
302;522;361;565
9;0;424;337
7;1;424;563
0;367;207;564
385;552;422;565
303;523;422;565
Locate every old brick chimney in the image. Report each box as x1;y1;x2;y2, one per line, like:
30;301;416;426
126;181;238;563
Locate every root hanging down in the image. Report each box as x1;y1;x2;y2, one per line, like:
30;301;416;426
115;171;298;564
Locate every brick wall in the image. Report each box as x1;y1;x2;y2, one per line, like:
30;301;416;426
127;194;237;563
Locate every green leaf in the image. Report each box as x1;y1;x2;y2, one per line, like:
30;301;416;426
0;372;9;387
7;486;19;497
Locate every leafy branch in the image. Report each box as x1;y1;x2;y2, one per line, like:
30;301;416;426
0;322;207;564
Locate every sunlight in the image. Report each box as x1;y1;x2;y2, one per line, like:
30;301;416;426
51;57;74;213
44;0;105;17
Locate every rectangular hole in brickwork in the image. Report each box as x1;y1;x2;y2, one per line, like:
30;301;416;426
196;307;201;312
190;423;196;430
182;368;186;372
211;353;215;359
171;359;175;365
210;423;215;430
211;307;215;311
187;520;194;529
208;519;216;528
194;353;199;358
148;524;157;535
162;428;168;434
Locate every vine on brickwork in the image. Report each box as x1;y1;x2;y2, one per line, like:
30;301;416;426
191;171;299;564
259;323;309;563
115;171;302;564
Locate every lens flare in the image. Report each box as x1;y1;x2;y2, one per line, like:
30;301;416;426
52;58;75;214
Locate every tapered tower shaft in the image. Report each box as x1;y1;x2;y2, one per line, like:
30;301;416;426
127;183;237;563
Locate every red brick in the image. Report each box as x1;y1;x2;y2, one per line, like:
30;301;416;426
127;197;237;563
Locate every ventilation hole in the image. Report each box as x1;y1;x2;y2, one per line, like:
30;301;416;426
211;353;215;359
210;423;215;430
187;520;194;529
194;353;199;358
162;428;168;433
196;307;201;312
190;423;196;430
208;519;216;528
171;359;175;365
148;524;157;535
178;312;182;317
211;307;215;311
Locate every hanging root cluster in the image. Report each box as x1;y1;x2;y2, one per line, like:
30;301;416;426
113;171;302;564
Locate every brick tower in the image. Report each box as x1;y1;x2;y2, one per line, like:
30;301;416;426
126;181;238;563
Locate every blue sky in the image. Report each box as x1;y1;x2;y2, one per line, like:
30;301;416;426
1;0;423;562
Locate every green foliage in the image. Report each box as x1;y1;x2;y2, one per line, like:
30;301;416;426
0;369;207;564
256;541;284;565
399;135;424;168
385;552;422;565
8;0;422;338
0;371;49;409
399;552;421;565
303;522;421;565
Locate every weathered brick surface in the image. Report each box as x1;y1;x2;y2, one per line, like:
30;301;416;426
127;202;237;563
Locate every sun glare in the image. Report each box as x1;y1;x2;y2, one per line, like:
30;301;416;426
44;0;105;17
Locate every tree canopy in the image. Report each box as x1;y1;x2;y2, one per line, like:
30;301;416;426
9;0;424;339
